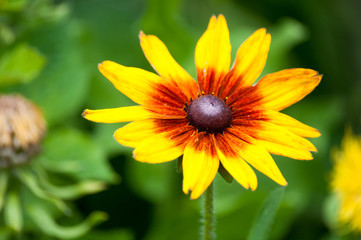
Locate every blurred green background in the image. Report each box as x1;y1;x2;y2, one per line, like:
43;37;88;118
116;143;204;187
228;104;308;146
1;0;360;239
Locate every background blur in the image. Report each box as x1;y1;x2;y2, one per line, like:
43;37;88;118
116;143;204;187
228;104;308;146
1;0;361;239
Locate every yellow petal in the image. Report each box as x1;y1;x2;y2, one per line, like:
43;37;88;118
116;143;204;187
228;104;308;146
266;110;321;138
182;133;219;199
133;133;184;163
82;106;152;123
114;118;191;148
133;125;195;163
139;32;199;100
114;120;156;148
256;68;322;111
248;121;317;160
221;28;271;98
98;60;190;118
225;129;287;186
195;14;231;94
214;134;258;190
98;60;163;105
260;140;314;160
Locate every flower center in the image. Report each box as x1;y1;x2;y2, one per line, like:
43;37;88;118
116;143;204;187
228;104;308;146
186;95;232;133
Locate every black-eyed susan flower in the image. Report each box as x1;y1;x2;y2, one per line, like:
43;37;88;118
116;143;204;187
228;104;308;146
331;129;361;232
83;15;321;199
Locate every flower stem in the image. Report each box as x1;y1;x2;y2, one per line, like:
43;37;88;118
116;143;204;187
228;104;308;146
202;182;215;240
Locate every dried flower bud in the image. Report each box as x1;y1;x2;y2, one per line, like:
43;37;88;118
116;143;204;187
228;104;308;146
0;94;46;168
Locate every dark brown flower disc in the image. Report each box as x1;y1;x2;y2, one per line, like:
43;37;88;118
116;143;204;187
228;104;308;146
186;95;232;133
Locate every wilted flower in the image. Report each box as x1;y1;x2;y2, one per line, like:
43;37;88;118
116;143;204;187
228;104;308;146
0;94;45;168
0;94;107;238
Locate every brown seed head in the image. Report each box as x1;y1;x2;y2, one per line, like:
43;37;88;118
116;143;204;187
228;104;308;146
0;95;46;168
186;95;232;133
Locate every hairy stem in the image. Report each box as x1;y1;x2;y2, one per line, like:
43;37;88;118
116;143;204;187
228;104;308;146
202;182;215;240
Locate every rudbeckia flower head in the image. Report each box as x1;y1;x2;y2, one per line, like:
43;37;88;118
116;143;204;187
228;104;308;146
83;15;321;199
331;129;361;232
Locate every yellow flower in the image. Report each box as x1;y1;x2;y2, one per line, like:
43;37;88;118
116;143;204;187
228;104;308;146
83;15;321;199
331;129;361;232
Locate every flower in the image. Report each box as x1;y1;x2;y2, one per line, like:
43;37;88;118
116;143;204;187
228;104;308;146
83;15;321;199
331;129;361;232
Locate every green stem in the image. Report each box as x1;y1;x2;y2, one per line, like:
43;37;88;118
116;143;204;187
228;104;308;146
202;182;215;240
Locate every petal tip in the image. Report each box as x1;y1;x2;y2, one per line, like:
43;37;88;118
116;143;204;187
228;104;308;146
259;27;267;33
217;14;226;21
190;194;198;200
182;185;190;195
309;144;318;152
113;132;118;140
98;60;112;71
254;27;268;36
139;31;146;40
302;153;314;160
313;129;322;138
314;73;323;83
82;109;89;118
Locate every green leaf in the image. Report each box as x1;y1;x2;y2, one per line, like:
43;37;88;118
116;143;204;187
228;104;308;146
41;127;118;183
32;161;106;199
0;23;15;45
28;205;107;239
176;155;183;173
0;43;46;87
0;171;9;213
14;168;70;214
218;163;233;184
4;189;23;232
247;186;285;240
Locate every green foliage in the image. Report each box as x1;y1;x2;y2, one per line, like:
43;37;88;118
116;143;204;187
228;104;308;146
40;127;118;183
127;159;176;203
0;43;46;87
28;206;107;239
4;190;22;232
247;187;285;240
0;0;27;11
15;20;89;125
0;172;8;212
